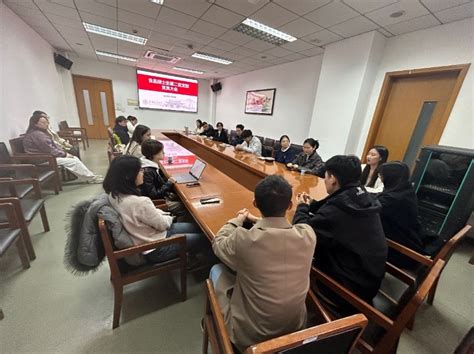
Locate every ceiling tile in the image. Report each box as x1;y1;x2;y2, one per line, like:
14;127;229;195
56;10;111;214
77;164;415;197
80;12;117;29
45;13;83;29
283;52;307;61
49;0;75;8
304;1;359;27
342;0;398;14
191;20;228;37
281;39;315;52
4;0;37;10
199;46;226;56
179;30;214;45
98;56;118;64
435;2;474;23
273;0;331;15
224;51;248;60
229;46;258;57
264;46;293;57
384;14;440;35
75;0;116;20
269;56;290;65
420;0;471;13
252;2;299;28
164;0;211;17
170;44;201;56
219;30;253;45
201;5;245;29
207;38;239;52
48;23;84;37
154;21;189;39
118;58;137;67
117;0;161;19
242;38;276;51
299;46;324;56
239;56;261;65
215;0;269;16
118;9;156;30
4;2;44;18
116;22;150;38
14;14;49;28
35;0;80;19
377;27;394;37
96;0;116;6
60;29;90;44
157;6;198;29
302;29;343;46
148;31;180;46
365;0;430;26
279;17;323;38
329;16;379;38
90;35;119;52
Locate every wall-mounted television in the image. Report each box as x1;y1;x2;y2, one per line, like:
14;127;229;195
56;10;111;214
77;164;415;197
136;69;198;113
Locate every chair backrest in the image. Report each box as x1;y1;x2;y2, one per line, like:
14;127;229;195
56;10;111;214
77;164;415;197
245;314;368;354
0;143;12;164
98;218;123;280
59;121;69;131
9;137;26;154
255;135;264;144
433;225;471;263
262;146;274;158
230;130;236;138
263;138;275;148
293;144;303;155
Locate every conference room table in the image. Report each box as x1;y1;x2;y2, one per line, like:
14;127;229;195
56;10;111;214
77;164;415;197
152;130;328;241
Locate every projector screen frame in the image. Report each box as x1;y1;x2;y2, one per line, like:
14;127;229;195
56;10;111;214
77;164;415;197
136;68;199;113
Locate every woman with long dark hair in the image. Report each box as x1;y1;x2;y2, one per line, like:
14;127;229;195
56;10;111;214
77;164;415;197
194;119;204;134
287;138;325;176
124;124;151;158
103;155;207;263
377;161;425;268
360;145;389;193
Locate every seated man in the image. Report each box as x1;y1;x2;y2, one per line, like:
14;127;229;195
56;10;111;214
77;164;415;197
230;124;244;146
235;129;262;156
113;116;130;145
199;121;214;137
292;155;387;314
211;175;316;352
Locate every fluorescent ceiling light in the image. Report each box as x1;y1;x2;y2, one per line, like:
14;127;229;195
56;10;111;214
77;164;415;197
234;18;297;45
150;0;164;4
83;22;147;45
191;52;233;65
173;67;204;74
96;50;137;62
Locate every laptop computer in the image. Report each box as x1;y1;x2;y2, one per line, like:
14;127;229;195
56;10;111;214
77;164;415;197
173;159;207;184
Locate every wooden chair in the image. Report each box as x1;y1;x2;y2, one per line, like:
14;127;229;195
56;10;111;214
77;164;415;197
58;121;89;149
0;202;30;269
310;259;445;354
202;279;368;354
0;142;59;195
0;178;50;260
98;217;187;329
9;137;62;190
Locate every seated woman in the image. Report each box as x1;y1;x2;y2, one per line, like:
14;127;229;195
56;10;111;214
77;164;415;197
127;115;138;136
361;145;388;193
104;155;208;264
287;138;325;176
213;122;228;144
377;162;426;269
23;112;102;183
124;124;151;158
140;140;188;220
194;119;204;135
274;135;297;164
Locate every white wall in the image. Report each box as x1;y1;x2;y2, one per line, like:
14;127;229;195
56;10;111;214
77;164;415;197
215;55;323;144
308;31;386;159
0;3;72;144
70;57;212;131
356;18;474;153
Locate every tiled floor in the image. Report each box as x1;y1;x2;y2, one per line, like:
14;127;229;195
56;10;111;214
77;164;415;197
1;140;473;353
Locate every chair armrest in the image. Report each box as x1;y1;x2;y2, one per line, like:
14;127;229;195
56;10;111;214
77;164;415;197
0;197;22;227
113;234;186;259
307;288;332;323
62;127;86;135
311;267;394;331
0;203;18;228
386;239;433;267
152;199;167;206
0;178;43;198
154;203;168;211
385;262;416;286
0;164;39;178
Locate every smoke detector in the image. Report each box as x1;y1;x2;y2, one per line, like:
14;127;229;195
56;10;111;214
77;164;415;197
144;50;181;63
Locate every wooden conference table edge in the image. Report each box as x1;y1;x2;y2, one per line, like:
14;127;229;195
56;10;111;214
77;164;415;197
152;130;327;241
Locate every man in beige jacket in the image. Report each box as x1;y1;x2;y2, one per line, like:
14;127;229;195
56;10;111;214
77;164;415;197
211;175;317;352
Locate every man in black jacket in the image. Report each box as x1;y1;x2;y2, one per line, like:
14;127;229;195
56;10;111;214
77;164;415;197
113;116;130;145
199;122;215;137
293;155;387;313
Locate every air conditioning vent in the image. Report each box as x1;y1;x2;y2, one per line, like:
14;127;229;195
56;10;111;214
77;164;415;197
144;50;181;63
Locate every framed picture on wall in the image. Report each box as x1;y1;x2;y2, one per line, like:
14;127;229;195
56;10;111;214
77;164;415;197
244;88;276;115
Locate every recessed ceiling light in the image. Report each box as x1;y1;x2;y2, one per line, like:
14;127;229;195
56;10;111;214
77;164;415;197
96;50;137;62
150;0;164;4
83;22;147;45
173;67;205;74
234;18;297;45
192;52;233;65
390;10;406;18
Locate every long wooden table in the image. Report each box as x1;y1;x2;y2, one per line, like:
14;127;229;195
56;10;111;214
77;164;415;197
153;130;328;241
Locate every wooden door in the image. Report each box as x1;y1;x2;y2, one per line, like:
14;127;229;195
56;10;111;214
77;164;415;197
364;64;469;165
72;75;115;139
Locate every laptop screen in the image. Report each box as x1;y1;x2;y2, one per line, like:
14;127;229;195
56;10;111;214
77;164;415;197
190;159;206;179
